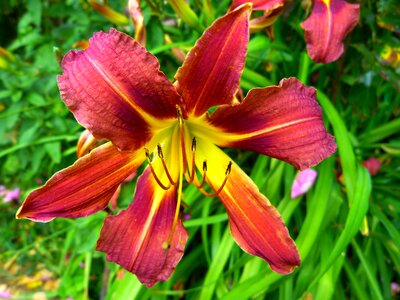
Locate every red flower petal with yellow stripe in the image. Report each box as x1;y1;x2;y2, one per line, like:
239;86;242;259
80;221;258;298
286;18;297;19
17;143;143;222
205;78;336;170
97;168;188;287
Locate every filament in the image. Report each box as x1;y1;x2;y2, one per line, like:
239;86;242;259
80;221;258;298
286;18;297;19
145;148;172;191
197;161;232;197
157;144;176;186
186;137;197;183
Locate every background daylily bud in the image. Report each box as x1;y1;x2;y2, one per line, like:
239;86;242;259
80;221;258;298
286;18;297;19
128;0;146;46
249;6;284;32
165;34;186;62
291;169;318;198
168;0;199;28
89;0;130;26
76;129;100;158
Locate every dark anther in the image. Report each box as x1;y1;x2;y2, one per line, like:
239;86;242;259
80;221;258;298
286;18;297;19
203;160;207;172
176;105;183;119
157;144;164;158
192;137;197;151
225;161;232;175
144;148;150;159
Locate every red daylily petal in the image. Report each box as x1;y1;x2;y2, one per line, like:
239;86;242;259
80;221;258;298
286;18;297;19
58;28;183;151
175;4;251;117
301;0;360;63
207;78;336;170
97;168;188;287
16;143;143;222
231;0;285;11
196;143;300;273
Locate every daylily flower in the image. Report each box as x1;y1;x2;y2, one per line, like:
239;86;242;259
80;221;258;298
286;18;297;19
301;0;360;63
0;186;20;203
17;4;336;287
291;169;318;198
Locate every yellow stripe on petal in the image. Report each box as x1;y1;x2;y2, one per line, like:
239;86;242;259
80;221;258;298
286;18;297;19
97;167;188;287
194;141;301;274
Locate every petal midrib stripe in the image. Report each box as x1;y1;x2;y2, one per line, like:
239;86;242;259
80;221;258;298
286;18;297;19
84;53;157;124
220;117;320;142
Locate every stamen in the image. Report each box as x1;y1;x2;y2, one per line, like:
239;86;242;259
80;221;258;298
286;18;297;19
198;161;232;197
186;137;197;183
145;148;172;191
191;137;196;151
197;160;207;189
157;144;176;186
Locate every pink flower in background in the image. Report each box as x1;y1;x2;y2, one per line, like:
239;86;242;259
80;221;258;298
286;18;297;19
392;282;400;295
291;169;318;198
0;186;20;203
362;157;381;176
0;291;11;299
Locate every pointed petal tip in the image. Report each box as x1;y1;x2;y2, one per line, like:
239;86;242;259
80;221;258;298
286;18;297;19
270;255;301;274
16;204;55;223
175;2;251;116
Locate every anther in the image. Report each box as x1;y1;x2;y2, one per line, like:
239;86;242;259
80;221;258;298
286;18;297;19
191;137;197;151
185;137;197;183
157;144;164;158
198;161;232;197
203;161;207;172
144;148;172;190
225;161;232;175
144;148;151;159
157;144;176;186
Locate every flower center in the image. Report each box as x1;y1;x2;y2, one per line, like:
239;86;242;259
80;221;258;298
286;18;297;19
144;106;232;248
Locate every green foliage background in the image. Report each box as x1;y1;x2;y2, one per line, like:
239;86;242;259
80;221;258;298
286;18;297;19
0;0;399;299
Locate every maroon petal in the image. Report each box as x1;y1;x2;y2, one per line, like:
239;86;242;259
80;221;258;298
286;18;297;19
96;168;188;287
207;78;336;170
195;143;300;273
231;0;285;11
301;0;360;63
58;28;183;151
16;143;143;222
175;4;251;117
